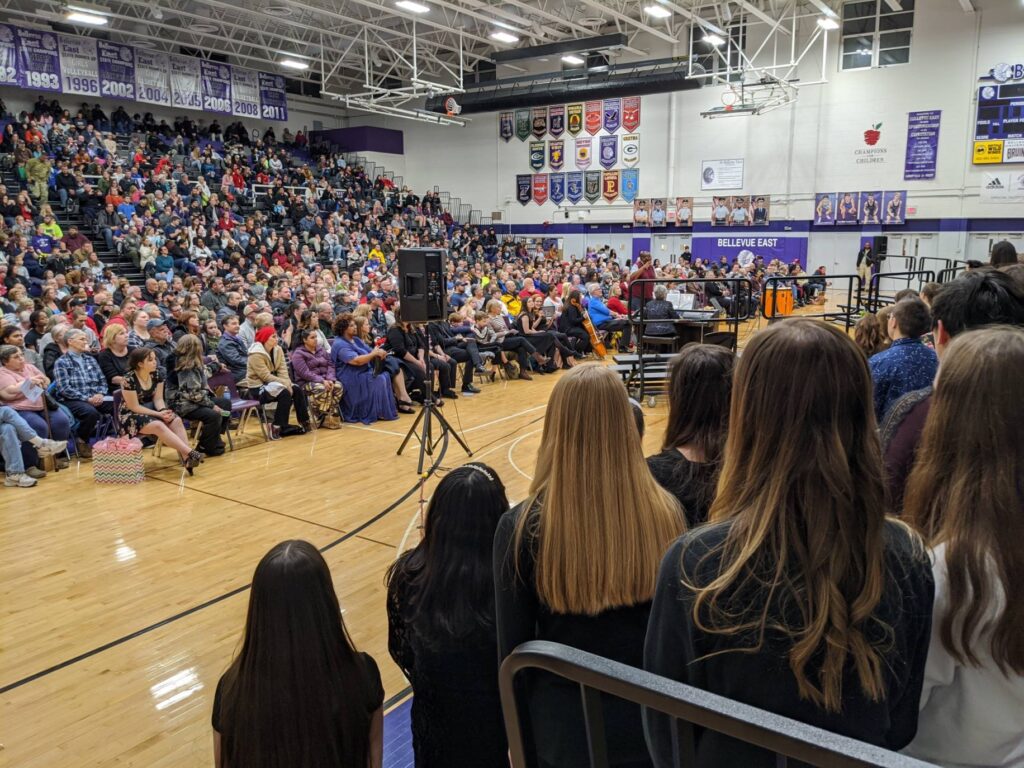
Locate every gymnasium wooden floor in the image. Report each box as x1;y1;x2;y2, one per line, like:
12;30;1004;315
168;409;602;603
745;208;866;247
0;306;833;766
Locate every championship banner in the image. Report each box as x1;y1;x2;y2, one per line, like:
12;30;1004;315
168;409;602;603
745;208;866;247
622;96;641;131
515;109;530;141
258;73;288;121
575;137;592;170
602;170;620;202
58;34;99;97
622;134;639;167
904;110;941;181
549;105;565;137
599;135;618;169
529;141;545;171
567;172;584;204
550;173;566;205
200;60;232;114
16;28;61;92
231;66;260;119
548;140;564;171
585;101;602;135
170;54;202;111
584;171;601;203
533;174;549;205
499;112;514;142
135;50;171;107
621;168;639;203
516;174;532;205
97;41;136;101
603;98;621;132
567;103;583;136
0;26;18;87
532;106;547;139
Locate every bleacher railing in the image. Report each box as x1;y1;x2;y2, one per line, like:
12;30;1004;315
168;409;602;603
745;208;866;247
500;641;939;768
761;274;861;330
918;257;953;278
865;270;936;313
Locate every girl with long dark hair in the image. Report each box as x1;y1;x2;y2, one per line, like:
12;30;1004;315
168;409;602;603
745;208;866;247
644;319;934;767
213;540;384;768
386;463;510;767
646;344;733;527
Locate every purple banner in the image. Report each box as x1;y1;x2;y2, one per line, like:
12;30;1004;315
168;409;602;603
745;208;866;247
200;60;232;115
550;173;566;205
603;98;620;132
566;172;583;204
599;135;618;169
883;190;906;224
0;26;18;87
16;28;61;92
904;110;941;181
258;72;288;122
97;41;136;101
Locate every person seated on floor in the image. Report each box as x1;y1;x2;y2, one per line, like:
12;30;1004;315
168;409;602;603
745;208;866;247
213;541;384;768
0;404;68;487
647;344;734;527
240;326;310;438
165;334;228;457
386;463;510;768
120;347;203;473
0;345;71;476
290;329;343;428
52;328;111;458
331;314;398;424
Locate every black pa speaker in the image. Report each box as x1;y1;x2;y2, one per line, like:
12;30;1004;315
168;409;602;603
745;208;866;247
397;248;447;322
873;236;888;256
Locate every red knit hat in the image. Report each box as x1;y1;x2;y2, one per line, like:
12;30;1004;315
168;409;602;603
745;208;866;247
255;327;275;345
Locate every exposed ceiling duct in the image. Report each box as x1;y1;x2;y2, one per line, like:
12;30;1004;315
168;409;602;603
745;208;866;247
425;57;704;115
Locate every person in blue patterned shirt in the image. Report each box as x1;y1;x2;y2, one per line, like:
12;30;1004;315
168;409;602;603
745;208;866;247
869;297;938;422
53;329;111;457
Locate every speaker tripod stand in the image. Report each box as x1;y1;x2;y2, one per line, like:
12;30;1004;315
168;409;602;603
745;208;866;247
396;328;472;474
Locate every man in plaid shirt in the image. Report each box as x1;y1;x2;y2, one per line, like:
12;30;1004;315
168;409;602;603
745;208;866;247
53;329;111;458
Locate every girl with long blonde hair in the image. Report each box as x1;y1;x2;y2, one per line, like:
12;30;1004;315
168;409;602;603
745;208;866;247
494;364;682;768
644;319;933;767
903;326;1024;767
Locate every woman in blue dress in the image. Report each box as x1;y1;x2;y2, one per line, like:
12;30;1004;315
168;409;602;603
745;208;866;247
331;314;398;424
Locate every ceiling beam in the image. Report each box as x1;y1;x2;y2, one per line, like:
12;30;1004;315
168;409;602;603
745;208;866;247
804;0;838;19
572;0;679;44
734;0;791;34
957;0;976;12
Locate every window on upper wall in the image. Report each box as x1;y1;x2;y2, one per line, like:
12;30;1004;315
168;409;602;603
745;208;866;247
841;0;914;71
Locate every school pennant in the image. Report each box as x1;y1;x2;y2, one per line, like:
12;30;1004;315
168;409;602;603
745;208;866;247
584;171;601;203
566;172;584;204
622;96;641;132
621;134;639;167
602;170;620;202
549;105;565;137
529;141;545;171
499;112;514;142
550;173;566;205
531;106;547;139
603;98;621;132
515;109;530;141
548;140;565;171
533;174;549;205
575;137;592;170
599;135;618;169
584;101;602;135
621;169;639;203
516;174;532;205
567;103;583;136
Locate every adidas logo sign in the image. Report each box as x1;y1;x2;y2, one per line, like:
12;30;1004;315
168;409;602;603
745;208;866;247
986;177;1004;189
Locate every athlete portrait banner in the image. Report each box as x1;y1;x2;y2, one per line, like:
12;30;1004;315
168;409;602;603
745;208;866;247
566;172;584;204
258;73;288;121
0;25;18;87
529;141;545;171
97;41;136;101
170;54;202;111
602;170;620;202
621;168;639;203
584;171;601;203
883;190;906;224
135;50;171;107
532;106;547;139
231;66;261;119
585;101;602;136
858;191;881;224
549;105;565;137
550;173;566;205
835;192;859;225
57;34;98;97
603;98;620;132
567;103;583;136
516;174;532;205
621;134;639;167
814;193;837;226
622;96;641;131
515;109;530;141
200;61;232;114
548;140;565;171
533;174;549;205
499;112;514;142
599;135;618;169
575;137;592;170
17;28;61;92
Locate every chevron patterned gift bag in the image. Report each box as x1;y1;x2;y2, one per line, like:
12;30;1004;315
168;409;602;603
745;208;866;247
92;437;146;484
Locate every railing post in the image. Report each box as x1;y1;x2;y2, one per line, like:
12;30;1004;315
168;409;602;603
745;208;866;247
580;685;611;768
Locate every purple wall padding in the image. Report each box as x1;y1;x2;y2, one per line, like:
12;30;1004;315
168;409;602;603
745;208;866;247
310;126;404;154
631;237;651;264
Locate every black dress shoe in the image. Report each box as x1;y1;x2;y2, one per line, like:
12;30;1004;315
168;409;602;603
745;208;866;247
461;384;481;394
279;425;305;437
440;389;459;399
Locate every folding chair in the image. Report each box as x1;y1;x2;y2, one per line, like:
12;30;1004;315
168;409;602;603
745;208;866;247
208;371;269;442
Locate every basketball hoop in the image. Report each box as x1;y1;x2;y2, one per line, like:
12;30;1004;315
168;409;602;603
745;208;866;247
443;97;462;117
721;89;740;108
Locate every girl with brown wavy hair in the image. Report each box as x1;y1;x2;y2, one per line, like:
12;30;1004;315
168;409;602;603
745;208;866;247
903;326;1024;767
644;319;934;767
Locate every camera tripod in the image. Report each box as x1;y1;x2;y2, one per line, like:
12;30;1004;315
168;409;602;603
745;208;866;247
396;325;472;474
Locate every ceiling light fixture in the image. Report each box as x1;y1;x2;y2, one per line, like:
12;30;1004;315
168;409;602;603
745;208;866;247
492;20;520;31
816;17;839;30
280;58;309;70
561;54;585;65
395;0;430;13
704;33;726;46
66;10;108;25
644;4;672;18
490;30;519;43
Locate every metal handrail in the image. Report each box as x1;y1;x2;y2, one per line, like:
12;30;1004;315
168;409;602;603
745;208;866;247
500;641;939;768
918;257;952;276
761;274;862;331
866;270;937;312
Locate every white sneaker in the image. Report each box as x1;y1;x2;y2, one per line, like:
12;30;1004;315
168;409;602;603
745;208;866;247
34;438;68;457
5;473;37;487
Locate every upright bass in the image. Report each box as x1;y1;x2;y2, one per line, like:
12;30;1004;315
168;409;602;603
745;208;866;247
571;295;607;359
